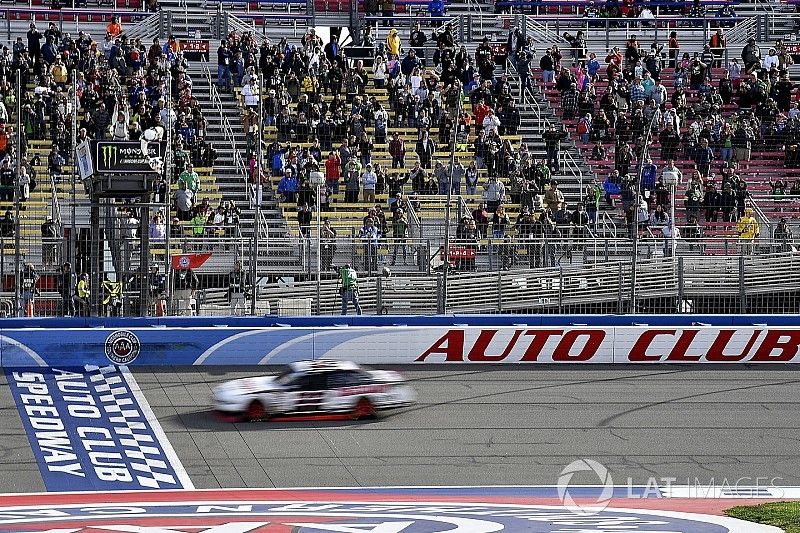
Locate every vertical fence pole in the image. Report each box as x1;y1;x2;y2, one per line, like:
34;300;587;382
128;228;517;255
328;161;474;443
739;255;746;313
164;70;173;316
496;269;502;312
251;75;263;316
617;261;623;313
677;256;684;313
71;76;77;270
558;266;563;313
13;69;20;316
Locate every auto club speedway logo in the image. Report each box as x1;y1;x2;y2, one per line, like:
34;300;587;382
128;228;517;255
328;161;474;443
0;490;781;533
104;330;141;364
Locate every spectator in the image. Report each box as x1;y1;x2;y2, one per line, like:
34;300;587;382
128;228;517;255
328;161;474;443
173;267;199;316
339;263;362;315
59;262;76;317
74;273;90;317
41;216;59;269
20;263;39;317
542;124;568;172
737;207;759;255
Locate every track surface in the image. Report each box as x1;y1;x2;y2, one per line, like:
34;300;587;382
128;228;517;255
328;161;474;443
3;365;800;491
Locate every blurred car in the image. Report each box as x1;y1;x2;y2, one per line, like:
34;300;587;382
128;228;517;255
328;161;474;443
212;360;416;421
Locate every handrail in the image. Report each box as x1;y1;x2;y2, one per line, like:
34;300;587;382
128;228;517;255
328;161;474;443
201;62;250;207
506;55;585;195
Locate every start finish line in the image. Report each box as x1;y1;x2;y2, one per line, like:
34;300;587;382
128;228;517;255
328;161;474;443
0;487;789;532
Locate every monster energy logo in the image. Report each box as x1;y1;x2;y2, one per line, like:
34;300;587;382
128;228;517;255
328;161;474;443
101;144;118;168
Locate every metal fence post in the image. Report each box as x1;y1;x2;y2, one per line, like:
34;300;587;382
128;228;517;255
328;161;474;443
376;273;382;315
458;15;465;44
677;256;684;313
497;269;502;312
739;255;746;313
617;261;623;313
436;274;444;314
558;266;563;313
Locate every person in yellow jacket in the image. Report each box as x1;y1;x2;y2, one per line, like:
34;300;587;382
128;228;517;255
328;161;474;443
74;273;90;317
737;207;760;255
386;28;401;58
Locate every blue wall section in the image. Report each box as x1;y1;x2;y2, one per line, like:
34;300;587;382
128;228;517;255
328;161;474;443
1;315;799;367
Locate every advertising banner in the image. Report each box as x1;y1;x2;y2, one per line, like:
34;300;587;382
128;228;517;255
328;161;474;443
93;141;166;174
2;324;800;367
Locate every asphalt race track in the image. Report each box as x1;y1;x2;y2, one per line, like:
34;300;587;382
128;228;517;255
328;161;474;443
2;365;800;492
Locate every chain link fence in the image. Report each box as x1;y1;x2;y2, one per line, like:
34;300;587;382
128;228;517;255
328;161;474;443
7;229;800;317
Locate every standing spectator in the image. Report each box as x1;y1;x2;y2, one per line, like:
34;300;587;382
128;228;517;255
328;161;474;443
27;23;42;63
338;263;362;315
389;132;406;168
542;124;568;172
540;49;555;84
217;40;232;91
709;29;726;68
173;267;199;316
741;38;761;74
321;218;337;271
736;207;759;255
74;273;90;317
359;217;380;273
227;261;250;316
416;131;435;169
41;216;59;269
107;16;122;37
179;163;200;194
176;181;195;221
484;176;506;214
59;262;76;317
362;164;377;204
20;263;39;317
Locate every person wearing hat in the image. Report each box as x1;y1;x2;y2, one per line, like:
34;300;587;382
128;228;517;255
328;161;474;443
59;262;76;317
386;28;401;58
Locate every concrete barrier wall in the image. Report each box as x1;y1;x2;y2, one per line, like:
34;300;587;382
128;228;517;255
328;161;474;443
2;315;800;366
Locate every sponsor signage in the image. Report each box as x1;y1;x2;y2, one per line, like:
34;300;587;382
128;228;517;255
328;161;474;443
4;322;800;366
76;141;93;179
4;366;192;491
93;140;165;174
180;38;210;53
0;489;776;532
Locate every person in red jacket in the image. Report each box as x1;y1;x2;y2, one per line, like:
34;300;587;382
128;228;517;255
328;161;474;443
325;151;341;196
474;100;490;130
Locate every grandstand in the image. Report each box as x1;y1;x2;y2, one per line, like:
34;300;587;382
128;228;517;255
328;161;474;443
0;0;797;317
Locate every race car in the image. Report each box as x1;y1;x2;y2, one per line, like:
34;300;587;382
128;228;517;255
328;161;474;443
212;360;416;421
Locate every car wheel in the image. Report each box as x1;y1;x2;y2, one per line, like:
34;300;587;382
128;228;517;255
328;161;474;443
246;400;267;422
352;398;375;420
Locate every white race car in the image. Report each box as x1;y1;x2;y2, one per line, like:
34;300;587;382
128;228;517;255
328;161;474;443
212;360;416;421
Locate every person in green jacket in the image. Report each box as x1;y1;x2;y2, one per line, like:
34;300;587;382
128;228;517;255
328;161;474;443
179;163;200;194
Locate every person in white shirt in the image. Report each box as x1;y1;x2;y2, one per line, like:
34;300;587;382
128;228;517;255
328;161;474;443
763;48;779;71
241;78;259;109
362;164;377;204
482;109;500;135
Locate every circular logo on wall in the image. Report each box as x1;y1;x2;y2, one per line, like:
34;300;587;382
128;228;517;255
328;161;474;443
557;458;615;516
179;255;190;268
0;491;774;533
104;330;141;364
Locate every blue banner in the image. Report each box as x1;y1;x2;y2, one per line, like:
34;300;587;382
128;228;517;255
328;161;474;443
5;366;192;491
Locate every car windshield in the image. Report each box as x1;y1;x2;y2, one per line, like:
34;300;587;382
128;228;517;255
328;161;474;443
275;370;297;386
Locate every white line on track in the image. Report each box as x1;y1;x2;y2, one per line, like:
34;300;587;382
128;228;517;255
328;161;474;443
120;366;195;490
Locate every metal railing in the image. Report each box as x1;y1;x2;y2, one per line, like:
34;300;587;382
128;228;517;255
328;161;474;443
506;56;585;193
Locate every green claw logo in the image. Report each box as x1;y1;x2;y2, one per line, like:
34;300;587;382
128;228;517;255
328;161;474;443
102;144;118;169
